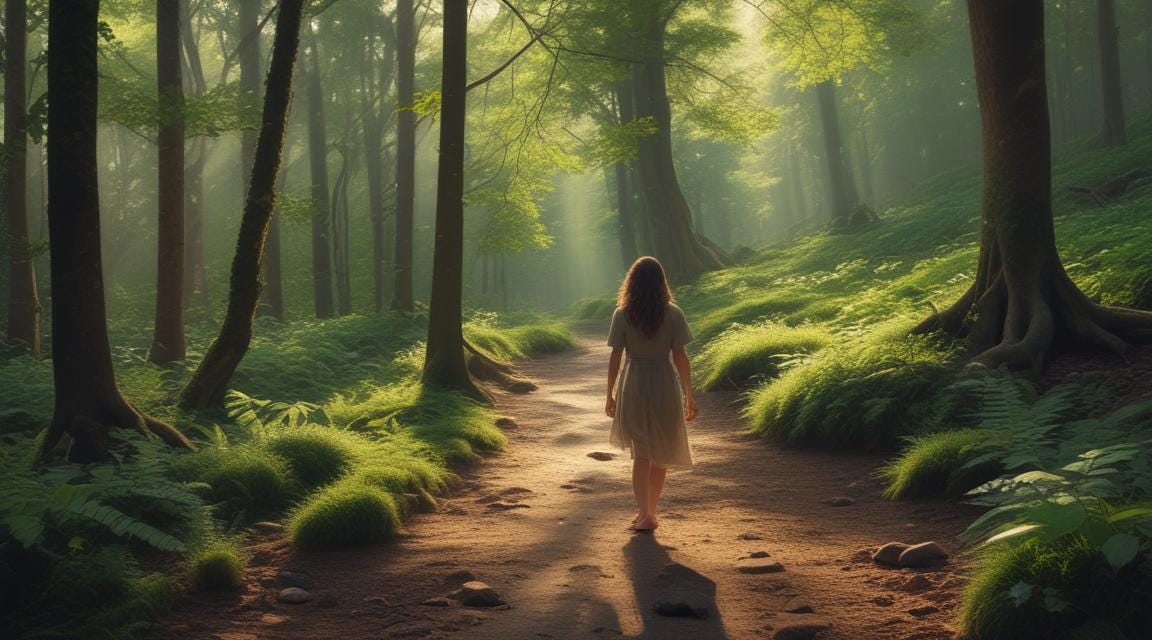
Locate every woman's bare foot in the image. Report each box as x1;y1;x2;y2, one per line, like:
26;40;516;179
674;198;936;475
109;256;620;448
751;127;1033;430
630;515;658;531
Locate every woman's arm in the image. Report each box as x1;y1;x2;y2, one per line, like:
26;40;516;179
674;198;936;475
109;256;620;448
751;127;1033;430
605;346;624;417
672;346;698;421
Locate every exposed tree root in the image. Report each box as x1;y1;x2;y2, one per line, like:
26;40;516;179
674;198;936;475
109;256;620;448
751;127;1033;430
463;340;537;394
39;399;195;463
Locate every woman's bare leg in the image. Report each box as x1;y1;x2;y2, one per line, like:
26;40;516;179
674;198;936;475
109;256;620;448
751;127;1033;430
631;458;658;530
648;464;667;517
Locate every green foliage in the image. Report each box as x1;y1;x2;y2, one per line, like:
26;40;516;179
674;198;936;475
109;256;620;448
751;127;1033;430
187;540;246;592
742;327;960;449
879;429;991;500
696;320;831;390
464;313;576;361
571;297;617;321
263;426;357;489
226;390;327;433
590;117;661;166
289;480;401;550
174;447;292;522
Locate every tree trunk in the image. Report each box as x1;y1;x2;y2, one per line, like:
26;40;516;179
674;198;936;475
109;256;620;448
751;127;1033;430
815;80;860;227
330;139;352;316
615;80;650;257
148;0;186;364
914;0;1152;371
4;0;41;357
392;0;416;311
363;14;395;314
42;0;191;460
177;0;305;410
422;0;483;400
630;16;724;284
306;29;334;318
856;118;875;203
181;1;208;310
1097;0;1126;146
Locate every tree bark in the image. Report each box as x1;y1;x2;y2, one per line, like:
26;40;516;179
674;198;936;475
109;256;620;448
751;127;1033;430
177;0;305;409
914;0;1152;371
306;28;334;318
363;14;396;314
42;0;191;460
4;0;41;357
392;0;416;311
148;0;186;364
181;1;208;310
630;15;724;284
815;80;860;227
1096;0;1126;146
422;0;484;400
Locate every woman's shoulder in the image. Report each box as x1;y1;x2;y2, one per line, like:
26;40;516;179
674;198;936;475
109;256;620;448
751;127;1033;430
667;302;687;317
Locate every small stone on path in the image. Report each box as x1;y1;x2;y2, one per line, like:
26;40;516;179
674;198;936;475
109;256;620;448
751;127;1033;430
450;581;506;607
898;541;949;567
486;501;530;511
749;550;771;558
871;595;894;607
822;497;854;507
872;542;910;566
908;605;940;618
276;587;310;604
421;597;452;607
738;532;765;540
784;597;815;614
495;416;518;429
736;558;786;574
587;451;616;461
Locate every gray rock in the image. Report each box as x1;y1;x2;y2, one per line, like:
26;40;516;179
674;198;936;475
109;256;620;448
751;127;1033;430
872;542;910;566
749;550;771;559
773;621;830;640
450;581;506;607
898;541;949;567
587;451;616;461
822;497;854;507
784;597;815;614
908;605;940;618
276;587;310;604
276;570;314;590
736;558;786;574
653;601;709;619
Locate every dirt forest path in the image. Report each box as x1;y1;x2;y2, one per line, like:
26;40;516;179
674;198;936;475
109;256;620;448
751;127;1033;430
165;335;979;640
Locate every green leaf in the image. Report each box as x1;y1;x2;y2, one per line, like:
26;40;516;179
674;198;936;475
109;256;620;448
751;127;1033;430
984;523;1043;545
1101;533;1140;572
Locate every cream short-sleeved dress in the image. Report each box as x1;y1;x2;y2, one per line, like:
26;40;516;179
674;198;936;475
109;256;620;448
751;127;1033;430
607;303;695;467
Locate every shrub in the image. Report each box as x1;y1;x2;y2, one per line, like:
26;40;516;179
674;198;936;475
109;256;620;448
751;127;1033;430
571;297;616;321
505;323;576;356
696;321;832;390
263;426;356;489
188;540;245;591
880;429;995;500
743;329;960;449
289;480;401;549
181;447;293;520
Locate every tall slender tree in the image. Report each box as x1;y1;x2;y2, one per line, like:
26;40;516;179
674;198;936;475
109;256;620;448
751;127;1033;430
423;0;482;398
1096;0;1126;146
181;0;209;310
148;0;187;364
915;0;1152;370
363;13;397;314
4;0;41;357
178;0;306;409
816;80;861;226
42;0;192;460
306;27;334;318
392;0;416;311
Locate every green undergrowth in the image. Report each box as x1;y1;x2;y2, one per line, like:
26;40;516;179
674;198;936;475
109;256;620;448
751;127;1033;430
187;539;246;591
570;297;616;321
879;429;992;500
696;320;831;390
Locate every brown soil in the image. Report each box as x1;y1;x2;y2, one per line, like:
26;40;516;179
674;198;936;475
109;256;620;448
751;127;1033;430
161;336;979;640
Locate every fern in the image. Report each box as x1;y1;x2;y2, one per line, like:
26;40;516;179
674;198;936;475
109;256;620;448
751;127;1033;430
225;390;328;433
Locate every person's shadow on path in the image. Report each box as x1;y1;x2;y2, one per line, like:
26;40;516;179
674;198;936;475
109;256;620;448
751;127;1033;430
623;534;730;639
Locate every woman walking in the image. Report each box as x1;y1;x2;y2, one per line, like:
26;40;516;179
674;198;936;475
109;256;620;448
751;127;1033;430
605;256;697;532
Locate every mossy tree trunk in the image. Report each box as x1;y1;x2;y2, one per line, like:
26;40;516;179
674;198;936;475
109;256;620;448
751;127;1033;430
42;0;192;460
177;0;305;410
422;0;484;401
306;27;334;319
1096;0;1126;146
148;0;186;364
630;11;724;284
4;0;42;358
392;0;416;312
914;0;1152;372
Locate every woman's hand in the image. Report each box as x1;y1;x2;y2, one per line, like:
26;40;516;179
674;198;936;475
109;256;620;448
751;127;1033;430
684;394;698;422
605;396;617;418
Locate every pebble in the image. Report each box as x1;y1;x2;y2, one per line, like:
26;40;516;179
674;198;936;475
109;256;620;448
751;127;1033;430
908;605;940;618
736;558;786;574
898;541;949;567
587;451;616;461
738;532;765;540
749;550;771;558
495;416;518;428
450;581;506;607
872;542;910;566
784;597;815;614
872;595;894;607
276;587;310;604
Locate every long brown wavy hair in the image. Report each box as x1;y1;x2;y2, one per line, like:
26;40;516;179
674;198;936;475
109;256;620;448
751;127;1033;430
617;256;674;338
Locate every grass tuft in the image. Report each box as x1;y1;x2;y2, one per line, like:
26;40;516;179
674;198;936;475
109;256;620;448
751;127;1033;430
879;429;992;499
176;447;293;521
263;426;357;489
187;540;245;591
696;320;832;390
571;297;616;321
289;480;402;549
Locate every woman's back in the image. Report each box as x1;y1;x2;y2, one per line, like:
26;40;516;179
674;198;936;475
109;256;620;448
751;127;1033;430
608;303;692;358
